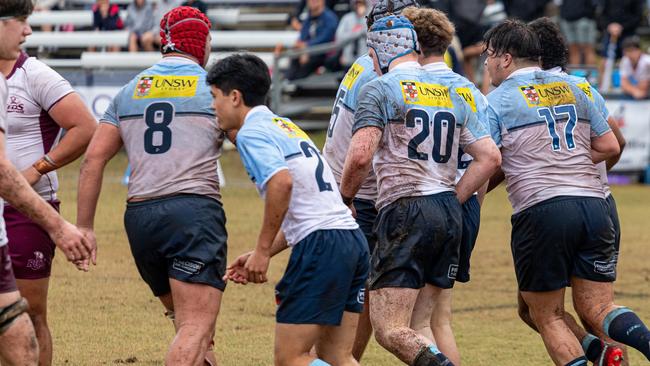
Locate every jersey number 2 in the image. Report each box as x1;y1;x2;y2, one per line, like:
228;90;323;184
300;141;333;192
144;102;174;154
537;104;577;151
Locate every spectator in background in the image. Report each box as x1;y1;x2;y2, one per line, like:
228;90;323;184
182;0;207;14
620;36;650;99
126;0;155;52
502;0;550;21
597;0;644;60
449;0;487;82
559;0;597;66
288;0;339;31
284;0;338;80
335;0;368;70
33;0;69;32
141;0;181;50
92;0;123;52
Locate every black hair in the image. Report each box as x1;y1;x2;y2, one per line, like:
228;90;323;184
528;17;568;71
622;36;641;50
206;54;271;107
0;0;33;18
483;19;540;64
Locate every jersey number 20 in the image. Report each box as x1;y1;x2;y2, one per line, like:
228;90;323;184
406;108;455;163
144;102;174;154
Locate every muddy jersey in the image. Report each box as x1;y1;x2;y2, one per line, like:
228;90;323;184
488;68;611;214
323;54;378;200
548;68;612;197
354;62;489;210
237;106;358;246
422;62;490;186
101;57;223;201
0;76;8;246
5;52;74;202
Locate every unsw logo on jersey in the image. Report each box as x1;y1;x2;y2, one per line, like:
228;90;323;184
342;63;364;90
400;81;454;108
518;82;576;108
456;87;477;113
133;75;199;99
576;82;594;101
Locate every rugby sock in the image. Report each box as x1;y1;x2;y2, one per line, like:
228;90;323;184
604;307;650;360
412;345;454;366
564;356;588;366
309;359;330;366
580;333;603;362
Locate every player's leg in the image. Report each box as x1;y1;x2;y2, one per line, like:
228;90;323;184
429;289;459;366
166;280;222;366
350;198;376;361
520;289;585;365
6;202;58;366
275;323;324;366
15;279;50;366
411;285;436;342
316;311;360;366
572;279;650;361
0;246;38;366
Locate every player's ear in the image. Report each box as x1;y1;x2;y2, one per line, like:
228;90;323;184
502;53;513;69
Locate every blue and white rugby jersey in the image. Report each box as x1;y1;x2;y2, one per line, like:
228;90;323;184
487;67;611;214
548;67;612;198
422;62;490;187
101;57;224;201
323;54;378;201
237;105;358;246
354;61;490;210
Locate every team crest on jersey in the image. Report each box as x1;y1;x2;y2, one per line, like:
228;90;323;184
342;63;364;90
6;96;24;114
133;75;199;99
272;117;309;139
520;86;540;105
401;81;453;108
402;81;418;103
135;77;154;97
519;82;576;107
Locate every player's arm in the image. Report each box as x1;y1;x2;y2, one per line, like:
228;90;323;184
76;123;123;266
586;89;621;163
605;116;626;170
23;93;97;185
244;169;292;284
0;130;91;264
340;82;384;206
620;75;647;100
457;137;501;204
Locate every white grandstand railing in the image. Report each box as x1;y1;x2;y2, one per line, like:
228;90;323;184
24;30;298;48
28;9;288;27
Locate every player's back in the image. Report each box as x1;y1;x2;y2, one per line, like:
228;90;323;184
238;106;357;246
101;57;223;201
355;63;485;210
488;70;609;213
323;54;377;200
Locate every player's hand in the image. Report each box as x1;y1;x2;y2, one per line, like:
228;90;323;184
49;220;92;264
73;227;97;271
348;202;357;218
20;167;41;186
224;251;252;284
244;249;270;284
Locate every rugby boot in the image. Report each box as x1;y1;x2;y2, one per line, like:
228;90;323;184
597;343;624;366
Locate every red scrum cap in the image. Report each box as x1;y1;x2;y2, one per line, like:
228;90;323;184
160;6;212;65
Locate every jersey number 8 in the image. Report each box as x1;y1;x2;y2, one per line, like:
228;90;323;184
406;108;455;163
144;102;174;154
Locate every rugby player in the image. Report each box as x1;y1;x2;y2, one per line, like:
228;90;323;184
322;0;419;360
517;17;628;366
77;7;226;365
340;15;500;366
484;19;650;365
403;7;490;366
0;1;92;364
214;54;368;366
0;31;96;366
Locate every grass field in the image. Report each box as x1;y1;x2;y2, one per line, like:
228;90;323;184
49;131;649;365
